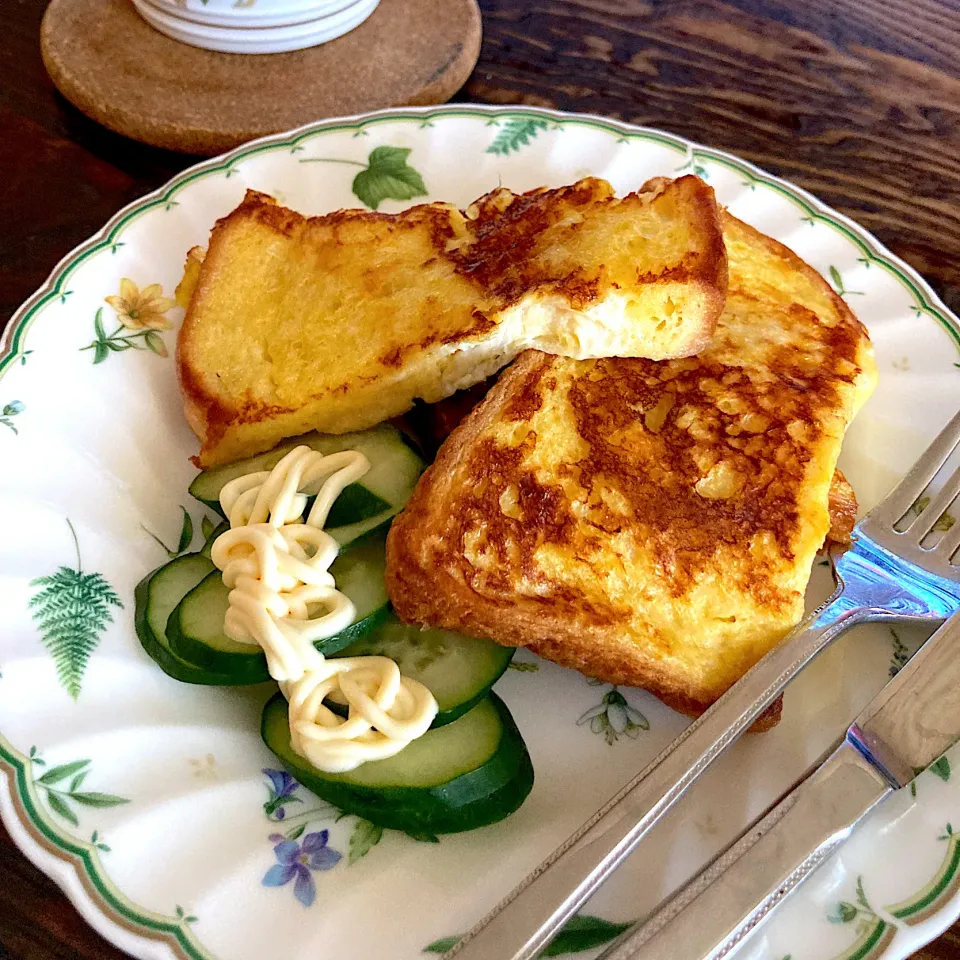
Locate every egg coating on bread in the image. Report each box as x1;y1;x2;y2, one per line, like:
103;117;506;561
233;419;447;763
386;212;877;719
178;176;726;467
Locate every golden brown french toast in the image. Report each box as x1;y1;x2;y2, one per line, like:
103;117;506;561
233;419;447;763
409;381;859;545
177;176;726;467
385;213;877;720
826;470;857;545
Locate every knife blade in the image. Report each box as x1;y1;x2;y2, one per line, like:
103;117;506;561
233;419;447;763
597;611;960;960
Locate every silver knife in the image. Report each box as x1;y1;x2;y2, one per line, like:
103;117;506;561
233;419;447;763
598;611;960;960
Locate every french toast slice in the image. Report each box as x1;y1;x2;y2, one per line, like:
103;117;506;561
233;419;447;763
408;379;860;545
385;213;878;720
177;176;726;467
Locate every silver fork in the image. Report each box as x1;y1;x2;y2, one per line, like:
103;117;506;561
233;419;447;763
446;408;960;960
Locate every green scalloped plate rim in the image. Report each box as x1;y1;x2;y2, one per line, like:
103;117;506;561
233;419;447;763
1;104;959;960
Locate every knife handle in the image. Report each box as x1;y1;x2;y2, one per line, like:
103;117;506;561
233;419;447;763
597;740;892;960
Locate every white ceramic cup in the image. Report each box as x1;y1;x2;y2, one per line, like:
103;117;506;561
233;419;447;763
146;0;359;29
131;0;379;53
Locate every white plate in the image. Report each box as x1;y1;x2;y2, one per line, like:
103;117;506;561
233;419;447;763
1;105;959;960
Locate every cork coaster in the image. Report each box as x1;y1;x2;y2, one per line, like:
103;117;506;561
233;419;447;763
41;0;481;155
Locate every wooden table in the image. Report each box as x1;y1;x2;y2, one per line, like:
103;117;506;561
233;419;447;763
2;0;960;956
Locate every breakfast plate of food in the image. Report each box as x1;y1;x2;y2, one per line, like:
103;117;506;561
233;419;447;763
1;105;959;960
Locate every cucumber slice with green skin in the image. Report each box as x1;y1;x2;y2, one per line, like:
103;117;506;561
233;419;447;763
261;692;534;834
188;425;424;547
167;571;272;684
333;615;515;727
325;528;390;648
168;529;391;681
133;556;237;686
200;520;229;558
324;484;391;529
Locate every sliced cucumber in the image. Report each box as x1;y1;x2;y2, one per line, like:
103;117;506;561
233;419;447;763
188;425;424;546
167;530;391;681
326;528;390;648
261;692;534;834
325;484;391;529
334;615;514;726
134;555;237;686
167;571;272;684
200;520;229;558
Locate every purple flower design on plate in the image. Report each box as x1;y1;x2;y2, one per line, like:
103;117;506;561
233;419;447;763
263;768;300;820
262;830;342;907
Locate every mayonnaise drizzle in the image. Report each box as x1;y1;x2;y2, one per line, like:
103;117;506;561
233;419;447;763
287;657;436;773
210;445;437;773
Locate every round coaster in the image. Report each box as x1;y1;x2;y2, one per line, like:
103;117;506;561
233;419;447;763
41;0;482;155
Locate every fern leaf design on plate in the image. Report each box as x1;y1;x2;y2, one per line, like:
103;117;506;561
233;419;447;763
486;118;550;155
29;519;123;699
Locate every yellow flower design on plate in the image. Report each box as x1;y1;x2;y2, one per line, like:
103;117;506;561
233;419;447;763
80;279;178;364
105;278;175;332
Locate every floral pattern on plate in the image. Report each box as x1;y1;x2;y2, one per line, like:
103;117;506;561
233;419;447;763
29;520;123;700
263;831;342;907
82;279;175;363
1;106;959;960
30;749;130;828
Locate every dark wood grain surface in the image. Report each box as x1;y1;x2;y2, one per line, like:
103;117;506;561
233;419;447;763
3;0;960;957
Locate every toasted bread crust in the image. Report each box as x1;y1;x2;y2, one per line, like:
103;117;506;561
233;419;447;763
179;177;726;467
826;469;857;545
386;213;877;721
